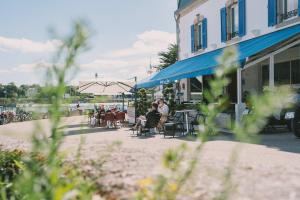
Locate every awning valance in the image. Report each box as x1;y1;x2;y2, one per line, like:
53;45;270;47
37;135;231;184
137;24;300;89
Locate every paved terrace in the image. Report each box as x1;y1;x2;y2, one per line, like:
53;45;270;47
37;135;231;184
1;116;300;199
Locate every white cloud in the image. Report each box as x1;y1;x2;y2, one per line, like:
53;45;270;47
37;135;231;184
13;61;52;72
77;30;176;83
6;30;176;85
0;36;61;53
78;57;154;80
106;30;176;58
0;69;10;74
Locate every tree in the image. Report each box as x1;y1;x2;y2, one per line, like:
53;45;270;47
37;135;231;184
5;82;18;98
136;89;150;116
158;44;178;70
18;85;29;97
158;44;178;112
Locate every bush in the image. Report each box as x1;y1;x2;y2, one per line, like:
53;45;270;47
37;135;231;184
0;148;24;198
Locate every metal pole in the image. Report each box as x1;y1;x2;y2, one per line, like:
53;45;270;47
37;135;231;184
269;55;275;88
122;93;125;112
237;68;242;105
236;68;243;123
134;76;137;123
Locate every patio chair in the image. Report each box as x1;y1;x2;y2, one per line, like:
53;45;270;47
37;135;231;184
115;112;126;128
190;112;206;135
105;112;116;128
0;114;4;125
163;112;185;138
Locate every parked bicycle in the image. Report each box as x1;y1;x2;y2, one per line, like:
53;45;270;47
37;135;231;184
15;109;33;122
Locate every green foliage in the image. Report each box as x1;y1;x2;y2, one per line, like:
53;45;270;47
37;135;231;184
8;22;94;200
163;84;176;115
136;47;293;200
158;44;178;114
136;89;152;116
0;149;24;199
158;44;178;70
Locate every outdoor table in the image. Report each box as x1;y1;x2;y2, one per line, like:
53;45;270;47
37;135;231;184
175;110;196;135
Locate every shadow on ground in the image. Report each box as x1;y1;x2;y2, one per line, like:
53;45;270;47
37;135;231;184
66;124;89;129
160;128;300;154
178;130;300;154
65;122;300;154
65;126;116;136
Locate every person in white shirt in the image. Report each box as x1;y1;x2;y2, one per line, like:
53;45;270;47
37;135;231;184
157;98;169;131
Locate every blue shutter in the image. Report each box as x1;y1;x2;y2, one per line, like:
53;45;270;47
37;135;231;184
298;0;300;17
221;7;227;43
238;0;246;37
268;0;277;26
202;18;208;49
191;24;195;53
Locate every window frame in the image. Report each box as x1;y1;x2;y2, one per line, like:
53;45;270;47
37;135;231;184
226;1;239;41
192;15;205;52
195;21;203;51
277;0;299;23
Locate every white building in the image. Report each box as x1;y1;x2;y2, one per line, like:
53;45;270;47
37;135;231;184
137;0;300;120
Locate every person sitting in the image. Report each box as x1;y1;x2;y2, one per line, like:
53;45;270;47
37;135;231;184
90;113;97;127
157;98;169;132
144;103;161;130
133;102;161;134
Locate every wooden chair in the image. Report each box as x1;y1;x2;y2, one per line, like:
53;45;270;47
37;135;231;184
105;112;116;128
115;112;126;128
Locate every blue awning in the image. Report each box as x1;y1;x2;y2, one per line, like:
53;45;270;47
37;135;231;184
137;24;300;89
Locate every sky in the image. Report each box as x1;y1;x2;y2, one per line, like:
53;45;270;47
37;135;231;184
0;0;177;85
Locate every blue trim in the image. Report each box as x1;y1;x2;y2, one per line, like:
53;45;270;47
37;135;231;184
191;24;195;53
238;0;246;37
221;7;227;42
137;24;300;89
268;0;277;27
299;0;300;17
202;18;208;49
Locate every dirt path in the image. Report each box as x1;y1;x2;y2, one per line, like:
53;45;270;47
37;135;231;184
1;116;300;199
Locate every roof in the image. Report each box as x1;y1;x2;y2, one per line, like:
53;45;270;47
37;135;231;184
177;0;194;10
137;24;300;89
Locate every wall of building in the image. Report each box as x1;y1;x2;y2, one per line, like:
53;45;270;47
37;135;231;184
177;0;299;60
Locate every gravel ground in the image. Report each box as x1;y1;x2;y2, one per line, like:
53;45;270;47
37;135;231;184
1;116;300;200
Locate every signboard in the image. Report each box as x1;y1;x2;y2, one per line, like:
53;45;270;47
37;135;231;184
127;106;136;124
177;92;184;97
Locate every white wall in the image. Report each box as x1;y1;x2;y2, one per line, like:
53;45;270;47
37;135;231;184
177;0;300;60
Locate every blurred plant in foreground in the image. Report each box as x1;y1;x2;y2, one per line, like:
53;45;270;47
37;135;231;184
3;22;95;200
136;47;292;200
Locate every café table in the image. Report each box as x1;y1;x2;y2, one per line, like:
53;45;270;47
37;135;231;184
175;110;196;135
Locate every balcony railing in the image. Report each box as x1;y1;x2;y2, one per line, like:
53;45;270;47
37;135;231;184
227;31;238;40
279;9;299;22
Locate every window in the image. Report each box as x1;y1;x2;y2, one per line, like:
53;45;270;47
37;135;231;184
227;3;239;40
262;64;270;86
194;21;203;51
191;16;207;53
273;59;300;85
278;0;299;23
292;60;300;84
221;0;246;42
275;61;291;85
